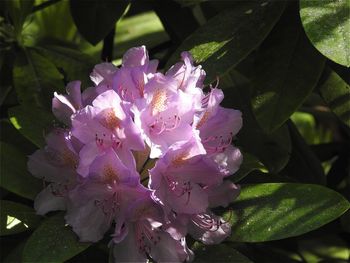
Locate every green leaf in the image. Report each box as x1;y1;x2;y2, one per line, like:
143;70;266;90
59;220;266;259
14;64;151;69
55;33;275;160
224;183;350;242
70;0;129;45
192;242;252;263
221;71;291;173
0;200;41;236
5;0;34;41
280;121;325;185
340;210;350;233
8;105;55;148
0;119;36;154
230;152;264;183
167;0;286;83
13;48;64;108
113;11;169;60
34;45;96;86
32;0;78;43
319;69;350;127
298;235;350;262
153;0;199;44
0;142;42;200
300;0;350;67
22;213;90;263
251;6;325;133
3;241;26;263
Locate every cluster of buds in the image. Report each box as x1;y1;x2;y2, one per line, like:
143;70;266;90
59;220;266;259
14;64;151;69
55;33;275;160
28;46;243;262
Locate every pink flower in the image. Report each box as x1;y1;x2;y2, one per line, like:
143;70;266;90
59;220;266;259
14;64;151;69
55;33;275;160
28;46;243;263
28;128;79;215
112;46;158;103
133;73;199;158
71;90;144;177
111;193;190;262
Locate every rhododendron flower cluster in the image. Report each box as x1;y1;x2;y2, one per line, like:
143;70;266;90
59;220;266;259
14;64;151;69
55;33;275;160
28;46;243;262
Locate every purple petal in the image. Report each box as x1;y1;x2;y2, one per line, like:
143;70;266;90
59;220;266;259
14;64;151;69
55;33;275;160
34;186;66;215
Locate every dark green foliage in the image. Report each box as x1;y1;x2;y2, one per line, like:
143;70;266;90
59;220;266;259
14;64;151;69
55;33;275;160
1;0;349;262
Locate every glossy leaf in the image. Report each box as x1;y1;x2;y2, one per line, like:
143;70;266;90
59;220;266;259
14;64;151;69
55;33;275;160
22;213;90;263
300;0;350;67
8;105;55;148
0;142;42;200
224;183;350;242
70;0;129;45
192;242;252;263
13;48;64;108
0;200;41;236
221;71;291;173
319;69;350;127
167;0;286;82
251;6;325;133
34;45;96;86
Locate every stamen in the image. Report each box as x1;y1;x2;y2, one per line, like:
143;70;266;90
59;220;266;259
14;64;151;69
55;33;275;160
94;191;120;224
104;109;121;130
196;110;211;129
172;150;190;167
150;89;167;115
103;164;119;183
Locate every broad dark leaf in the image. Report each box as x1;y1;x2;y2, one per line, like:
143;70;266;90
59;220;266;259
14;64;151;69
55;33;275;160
32;0;78;43
0;119;36;154
280;121;325;185
22;213;90;263
3;241;26;263
34;45;96;86
192;242;252;263
251;5;325;133
297;235;350;262
8;105;55;148
230;152;264;183
0;200;41;236
221;71;291;173
0;142;42;200
5;0;34;36
167;0;286;83
224;183;350;242
300;0;350;67
13;48;64;108
319;69;350;127
70;0;129;45
153;0;199;45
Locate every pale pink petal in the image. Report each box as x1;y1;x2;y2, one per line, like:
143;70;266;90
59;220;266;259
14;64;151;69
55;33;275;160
34;186;65;215
207;180;240;208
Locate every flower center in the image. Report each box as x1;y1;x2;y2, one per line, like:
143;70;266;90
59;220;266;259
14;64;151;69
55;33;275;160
103;164;119;183
150;89;167;115
104;109;121;130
